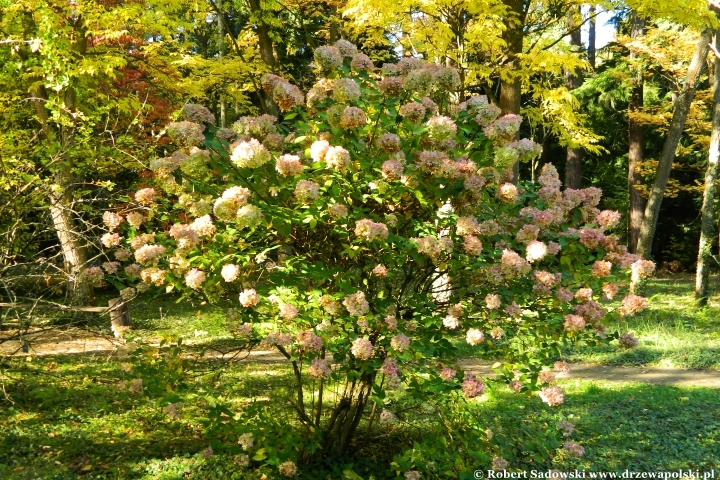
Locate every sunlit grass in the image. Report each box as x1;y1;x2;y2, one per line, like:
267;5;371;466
2;354;718;479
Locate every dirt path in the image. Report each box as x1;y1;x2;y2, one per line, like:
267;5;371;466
3;330;720;388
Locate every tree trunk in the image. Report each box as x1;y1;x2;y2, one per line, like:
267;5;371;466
324;375;374;453
29;24;94;305
247;0;280;117
329;5;340;43
695;34;720;307
500;0;525;183
588;6;596;69
109;297;132;334
636;28;713;258
628;14;646;253
49;168;93;305
218;0;227;128
565;7;583;189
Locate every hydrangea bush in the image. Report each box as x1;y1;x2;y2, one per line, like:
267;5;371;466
100;41;653;475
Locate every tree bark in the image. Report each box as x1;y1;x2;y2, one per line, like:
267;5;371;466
29;18;94;305
695;34;720;307
588;6;596;69
565;7;583;189
500;0;525;183
247;0;280;116
636;28;713;258
218;0;227;128
628;14;646;253
247;0;278;70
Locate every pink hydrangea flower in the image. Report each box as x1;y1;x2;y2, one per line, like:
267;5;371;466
563;314;586;332
333;78;361;103
596;210;621;229
308;358;332;378
557;287;574;303
539;386;564;406
602;283;619;300
297;330;322;351
463;235;483;256
294;180;320;203
563;441;585;457
462;374;485;398
525;240;548;263
279;303;299;320
103;211;124;231
310;140;330;162
275;154;304;176
126;211;145;228
485;293;501;309
272;81;304;111
343;291;370;316
372;264;388;277
134;244;166;265
278;460;298;477
184;268;206;290
354;219;389;241
239;288;260;307
230;139;271;168
631;259;656;282
381;160;404;180
618;295;648;317
619;332;640;349
340;106;367;129
221;264;240;282
101;232;122;248
381;357;398;376
391;334;410;351
466;328;484;346
443;315;460;329
351;338;374;360
592;260;612;278
102;261;120;274
439;367;456;381
328;203;349;219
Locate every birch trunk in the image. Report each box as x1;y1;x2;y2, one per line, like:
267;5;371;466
695;34;720;307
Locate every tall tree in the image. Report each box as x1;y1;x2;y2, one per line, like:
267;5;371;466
0;0;187;303
627;13;646;253
636;28;713;258
588;5;597;69
695;34;720;306
565;6;585;189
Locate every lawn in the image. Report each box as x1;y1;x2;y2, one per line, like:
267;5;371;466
2;274;719;478
1;354;718;479
562;275;720;370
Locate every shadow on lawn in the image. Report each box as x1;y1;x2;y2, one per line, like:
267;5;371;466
477;382;720;472
3;364;720;478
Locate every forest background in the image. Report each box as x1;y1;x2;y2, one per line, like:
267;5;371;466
3;0;720;304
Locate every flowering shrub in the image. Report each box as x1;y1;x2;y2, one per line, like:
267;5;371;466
100;41;652;475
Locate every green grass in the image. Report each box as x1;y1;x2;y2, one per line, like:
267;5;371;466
3;275;720;478
476;380;720;471
450;275;720;370
562;275;720;370
124;275;720;370
1;354;718;479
